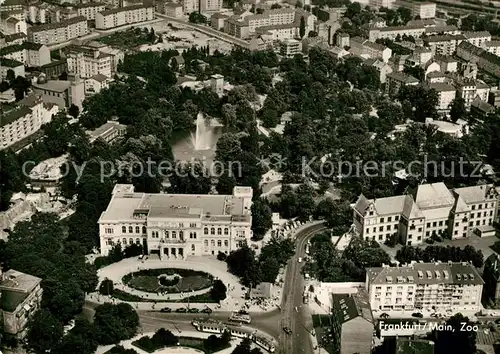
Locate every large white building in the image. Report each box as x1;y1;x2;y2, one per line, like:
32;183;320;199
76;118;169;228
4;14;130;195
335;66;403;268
75;2;107;20
28;16;88;45
0;94;58;150
0;42;51;68
352;183;499;245
366;262;484;313
98;184;254;258
95;5;154;30
65;44;112;79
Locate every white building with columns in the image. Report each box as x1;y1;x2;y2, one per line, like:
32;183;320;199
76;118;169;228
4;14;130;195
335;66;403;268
98;184;253;258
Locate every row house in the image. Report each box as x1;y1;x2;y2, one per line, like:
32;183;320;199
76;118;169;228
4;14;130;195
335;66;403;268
457;41;500;78
28;16;88;45
385;72;419;96
349;36;392;62
463;31;491;48
95;5;154;30
75;2;106;20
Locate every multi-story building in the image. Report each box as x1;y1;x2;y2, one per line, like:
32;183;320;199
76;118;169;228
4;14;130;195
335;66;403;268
279;38;301;57
211;12;228;30
200;0;223;12
27;3;49;24
182;0;199;14
87;120;126;143
0;269;43;340
98;184;253;257
365;58;393;84
65;44;112;79
28;16;88;45
457;41;500;79
463;31;491;48
485;40;500;56
76;2;106;20
331;292;374;354
0;57;25;80
482;253;500;305
453;78;490;110
385;72;418;96
32;74;85;110
95;5;154;30
349;37;392;62
0;94;59;150
0;12;27;35
59;7;79;21
366;262;484;313
428;82;456;114
164;3;183;17
424;34;465;56
0;0;24;12
352;183;498;245
0;42;50;67
395;1;436;19
0;32;26;46
84;73;112;96
368;24;426;41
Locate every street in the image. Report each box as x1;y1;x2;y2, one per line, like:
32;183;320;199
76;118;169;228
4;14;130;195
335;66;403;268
279;223;327;354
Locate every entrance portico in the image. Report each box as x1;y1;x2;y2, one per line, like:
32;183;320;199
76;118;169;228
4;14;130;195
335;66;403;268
160;245;186;260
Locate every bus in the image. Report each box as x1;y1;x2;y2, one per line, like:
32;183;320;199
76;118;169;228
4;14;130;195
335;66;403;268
229;312;252;324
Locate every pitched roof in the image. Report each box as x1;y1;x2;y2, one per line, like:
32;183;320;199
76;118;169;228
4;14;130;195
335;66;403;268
0;106;32;128
332;291;373;324
100;5;152;16
415;182;454;209
29;16;87;32
0;57;23;67
428;82;455;92
453;184;497;204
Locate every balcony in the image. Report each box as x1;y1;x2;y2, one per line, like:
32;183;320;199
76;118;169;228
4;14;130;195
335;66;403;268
160;238;186;244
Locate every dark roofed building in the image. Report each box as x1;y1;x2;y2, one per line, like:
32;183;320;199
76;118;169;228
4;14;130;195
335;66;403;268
331;291;374;354
483;253;500;304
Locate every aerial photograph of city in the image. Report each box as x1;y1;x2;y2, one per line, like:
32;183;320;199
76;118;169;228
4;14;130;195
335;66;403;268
3;0;500;352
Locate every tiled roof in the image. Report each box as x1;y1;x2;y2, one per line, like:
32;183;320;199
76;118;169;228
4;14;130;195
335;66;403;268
463;31;491;39
332;291;373;324
0;57;23;67
453;184;497;204
0;106;32;128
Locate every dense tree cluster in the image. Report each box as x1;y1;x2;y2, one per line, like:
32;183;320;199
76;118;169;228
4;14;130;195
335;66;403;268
396;245;484;268
305;234;390;282
226;236;295;286
231;338;263;354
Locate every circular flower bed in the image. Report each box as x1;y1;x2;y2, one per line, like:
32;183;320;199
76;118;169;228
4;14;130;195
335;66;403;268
122;268;213;293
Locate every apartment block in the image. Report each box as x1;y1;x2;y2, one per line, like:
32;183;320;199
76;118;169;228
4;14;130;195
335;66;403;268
0;13;27;35
424;34;465;56
28;16;88;45
0;94;59;150
395;0;436;19
453;78;490;109
65;44;112;79
352;183;498;245
428;82;456;114
164;3;183;17
463;31;491;48
224;8;297;39
279;38;301;58
182;0;198;14
76;2;107;20
211;12;228;30
200;0;223;12
385;72;418;96
95;5;154;29
457;41;500;79
366;262;484;313
0;58;25;80
98;184;253;257
485;40;500;56
27;3;49;24
349;36;392;62
0;42;50;67
0;32;26;46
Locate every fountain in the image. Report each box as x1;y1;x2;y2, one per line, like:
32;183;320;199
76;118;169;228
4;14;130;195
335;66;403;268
191;112;213;151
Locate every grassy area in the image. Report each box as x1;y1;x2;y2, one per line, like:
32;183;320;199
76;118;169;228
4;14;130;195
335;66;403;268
127;276;161;293
97;28;155;50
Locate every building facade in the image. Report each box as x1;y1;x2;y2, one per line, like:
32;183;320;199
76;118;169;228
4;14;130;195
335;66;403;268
95;5;154;30
76;2;107;20
352;183;499;245
65;44;112;79
366;262;483;313
0;270;43;340
98;184;253;258
0;42;50;68
28;16;88;45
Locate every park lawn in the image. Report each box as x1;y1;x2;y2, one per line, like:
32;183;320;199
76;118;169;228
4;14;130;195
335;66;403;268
176;275;212;292
127;276;160;292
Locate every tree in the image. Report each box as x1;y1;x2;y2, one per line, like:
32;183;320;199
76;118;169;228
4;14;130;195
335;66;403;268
107;346;138;354
189;12;207;24
151;328;178;347
226;245;260;287
168;160;211;194
93;303;140;345
54;318;98;354
449;97;467;122
433;313;476;354
251;199;273;240
210;279;227;302
216;170;236;195
215;133;242;163
68;104;80;119
299;16;306;39
27;309;64;354
6;69;15;81
232;338;263;354
99;278;114;295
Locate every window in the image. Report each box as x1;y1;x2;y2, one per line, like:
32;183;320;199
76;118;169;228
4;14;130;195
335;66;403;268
479;204;483;209
204;240;208;246
378;235;383;240
172;231;176;238
122;238;126;244
471;213;475;218
204;227;208;235
135;226;140;233
472;205;476;210
129;238;133;245
218;240;222;247
395;215;399;221
142;226;146;234
438;221;443;226
165;231;169;238
211;240;215;246
179;231;184;239
380;217;385;223
224;240;228;247
379;226;383;231
136;238;140;244
224;228;229;235
192;244;195;251
369;211;374;216
426;223;430;228
426;231;430;236
432;222;436;227
129;226;133;233
122;226;127;233
217;228;222;235
211;228;215;235
388;217;392;222
469;221;473;226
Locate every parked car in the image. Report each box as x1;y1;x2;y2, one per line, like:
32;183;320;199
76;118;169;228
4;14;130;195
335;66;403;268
160;307;172;313
411;312;423;318
298;257;302;263
189;308;200;313
380;313;390;319
201;307;212;314
176;308;187;313
283;327;292;335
